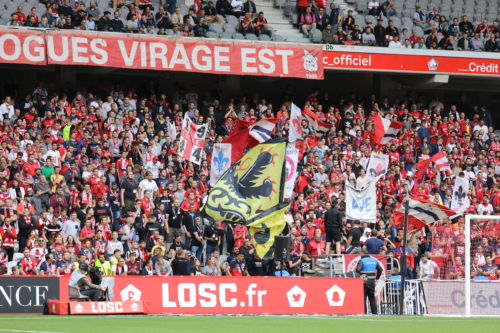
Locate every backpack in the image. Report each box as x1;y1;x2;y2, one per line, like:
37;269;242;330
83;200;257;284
42;298;56;315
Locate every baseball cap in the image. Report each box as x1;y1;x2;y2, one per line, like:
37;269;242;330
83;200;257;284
185;251;192;256
474;114;480;119
153;156;159;161
407;171;414;177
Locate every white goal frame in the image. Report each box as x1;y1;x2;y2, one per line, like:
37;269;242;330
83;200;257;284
464;214;500;317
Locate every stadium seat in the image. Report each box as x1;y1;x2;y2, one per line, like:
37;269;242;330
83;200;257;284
205;31;218;38
272;34;285;41
226;15;239;28
13;252;23;261
165;29;173;35
309;29;323;43
69;286;90;301
245;33;258;40
219;31;233;39
259;34;272;41
223;24;236;33
232;32;245;40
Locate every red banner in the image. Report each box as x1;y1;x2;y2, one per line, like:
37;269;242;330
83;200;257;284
343;254;388;278
68;300;149;314
323;48;500;76
0;29;45;66
44;30;323;79
59;276;363;314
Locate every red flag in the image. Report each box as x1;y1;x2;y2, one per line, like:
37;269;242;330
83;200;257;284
412;158;433;193
223;129;250;164
372;115;385;146
234;118;253;132
194;0;200;14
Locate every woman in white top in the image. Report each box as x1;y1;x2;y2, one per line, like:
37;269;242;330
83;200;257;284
388;34;402;48
367;0;379;16
356;169;367;190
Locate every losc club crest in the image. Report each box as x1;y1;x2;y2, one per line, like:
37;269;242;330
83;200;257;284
74;303;84;313
427;58;439;71
130;302;140;311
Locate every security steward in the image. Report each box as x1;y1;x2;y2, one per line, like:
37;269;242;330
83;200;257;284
69;263;107;301
356;248;383;314
324;199;342;254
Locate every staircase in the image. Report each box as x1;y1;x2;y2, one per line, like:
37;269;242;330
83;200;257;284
253;0;307;42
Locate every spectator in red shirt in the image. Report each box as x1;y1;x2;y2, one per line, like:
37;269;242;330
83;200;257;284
306;229;326;256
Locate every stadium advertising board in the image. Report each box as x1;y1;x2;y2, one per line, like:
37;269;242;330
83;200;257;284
0;276;60;313
427;280;500;316
56;276;363;314
323;45;500;76
0;28;323;80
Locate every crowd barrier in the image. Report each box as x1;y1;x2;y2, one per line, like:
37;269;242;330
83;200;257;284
0;276;364;315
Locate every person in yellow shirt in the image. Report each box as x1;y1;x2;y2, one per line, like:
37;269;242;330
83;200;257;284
94;254;112;275
151;236;167;256
50;166;65;193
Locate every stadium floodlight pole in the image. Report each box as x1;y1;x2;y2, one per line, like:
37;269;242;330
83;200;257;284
399;199;409;315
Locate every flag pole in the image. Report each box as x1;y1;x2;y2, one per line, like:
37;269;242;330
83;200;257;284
399;197;409;315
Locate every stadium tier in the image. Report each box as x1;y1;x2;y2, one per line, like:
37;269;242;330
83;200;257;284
0;5;500;315
2;0;500;46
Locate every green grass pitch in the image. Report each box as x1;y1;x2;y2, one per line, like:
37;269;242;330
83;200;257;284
1;315;500;333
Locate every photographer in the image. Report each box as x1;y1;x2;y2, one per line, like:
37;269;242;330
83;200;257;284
69;263;106;301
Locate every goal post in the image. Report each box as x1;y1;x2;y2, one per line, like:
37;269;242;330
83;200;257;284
464;214;500;318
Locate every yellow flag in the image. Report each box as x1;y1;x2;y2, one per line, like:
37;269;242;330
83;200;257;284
201;138;290;259
248;204;289;260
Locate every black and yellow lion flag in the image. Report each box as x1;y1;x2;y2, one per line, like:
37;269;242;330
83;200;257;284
201;138;290;260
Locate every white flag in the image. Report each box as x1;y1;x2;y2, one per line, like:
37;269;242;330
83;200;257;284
451;177;470;214
284;148;299;199
210;143;232;187
289;103;303;142
179;114;208;165
168;121;177;140
345;180;377;223
364;152;389;187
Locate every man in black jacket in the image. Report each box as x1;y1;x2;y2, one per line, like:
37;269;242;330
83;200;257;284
181;204;196;249
171;249;190;275
216;0;233;17
17;208;37;253
324;200;343;254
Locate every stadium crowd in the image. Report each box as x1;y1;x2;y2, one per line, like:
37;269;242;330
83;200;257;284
0;77;497;281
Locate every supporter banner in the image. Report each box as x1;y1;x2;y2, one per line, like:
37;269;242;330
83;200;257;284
451;177;470;214
289;103;303;142
68;300;149;315
0;276;60;313
323;47;500;76
82;276;363;314
284;148;299;199
45;30;324;79
363;152;389;187
345;180;377;223
0;28;46;66
179;114;208;165
210;143;231;186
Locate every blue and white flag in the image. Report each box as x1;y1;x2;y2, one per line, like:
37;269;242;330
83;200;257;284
210;143;232;187
345;180;377;223
249;119;277;143
380;118;404;144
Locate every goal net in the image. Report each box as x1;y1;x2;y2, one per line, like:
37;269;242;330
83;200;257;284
426;215;500;316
